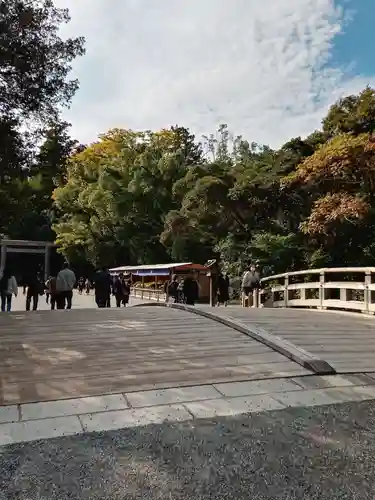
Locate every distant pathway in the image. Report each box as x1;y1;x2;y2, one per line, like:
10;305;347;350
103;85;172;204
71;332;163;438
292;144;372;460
9;289;148;311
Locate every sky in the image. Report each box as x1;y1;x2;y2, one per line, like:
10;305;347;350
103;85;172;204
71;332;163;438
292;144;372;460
54;0;375;148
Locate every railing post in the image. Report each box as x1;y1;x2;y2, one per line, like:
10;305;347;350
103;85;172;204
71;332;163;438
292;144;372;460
319;271;325;309
253;289;259;308
284;274;289;307
363;271;371;314
340;287;350;303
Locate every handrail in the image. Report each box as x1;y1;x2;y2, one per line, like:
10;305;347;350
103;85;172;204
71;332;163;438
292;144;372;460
261;267;375;282
257;267;375;315
131;286;165;302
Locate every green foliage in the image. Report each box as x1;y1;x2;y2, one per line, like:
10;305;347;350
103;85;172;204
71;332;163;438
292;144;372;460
0;1;84;245
0;0;85;120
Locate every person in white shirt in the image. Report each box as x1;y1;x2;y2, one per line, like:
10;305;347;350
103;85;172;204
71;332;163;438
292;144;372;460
0;268;18;312
241;263;261;307
56;262;76;309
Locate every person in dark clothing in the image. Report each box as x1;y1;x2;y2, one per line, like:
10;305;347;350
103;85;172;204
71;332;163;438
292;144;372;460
78;277;85;294
112;273;129;307
165;275;179;303
46;276;58;310
216;273;230;306
23;273;43;311
182;272;199;306
123;280;131;306
94;268;112;308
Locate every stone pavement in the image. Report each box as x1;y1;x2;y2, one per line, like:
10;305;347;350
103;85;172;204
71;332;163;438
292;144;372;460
2;372;375;446
2;399;375;499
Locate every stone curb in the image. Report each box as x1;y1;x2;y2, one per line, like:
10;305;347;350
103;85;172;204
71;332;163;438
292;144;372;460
133;302;336;376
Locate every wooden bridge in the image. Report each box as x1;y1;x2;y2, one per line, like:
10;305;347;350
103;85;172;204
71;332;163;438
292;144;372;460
1;266;375;408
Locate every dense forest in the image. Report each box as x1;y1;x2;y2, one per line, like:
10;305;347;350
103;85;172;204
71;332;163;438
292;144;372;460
2;1;375;277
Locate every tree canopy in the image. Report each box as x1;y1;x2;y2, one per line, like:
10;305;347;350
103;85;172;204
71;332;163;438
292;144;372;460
49;87;375;274
0;0;84;246
1;0;85;121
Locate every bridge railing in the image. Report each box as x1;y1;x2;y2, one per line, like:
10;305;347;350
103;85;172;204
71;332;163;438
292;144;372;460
131;287;165;302
259;267;375;314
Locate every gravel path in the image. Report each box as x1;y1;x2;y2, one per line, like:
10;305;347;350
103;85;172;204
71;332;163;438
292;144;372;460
1;400;375;499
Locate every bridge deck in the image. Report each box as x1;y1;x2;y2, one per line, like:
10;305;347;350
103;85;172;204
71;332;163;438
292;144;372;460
0;307;307;406
209;307;375;374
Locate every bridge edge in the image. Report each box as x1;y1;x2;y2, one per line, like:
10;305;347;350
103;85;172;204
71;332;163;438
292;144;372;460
132;303;336;376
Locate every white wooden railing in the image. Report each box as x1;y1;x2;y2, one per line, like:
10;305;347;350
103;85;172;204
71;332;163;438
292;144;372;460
259;267;375;314
131;287;165;302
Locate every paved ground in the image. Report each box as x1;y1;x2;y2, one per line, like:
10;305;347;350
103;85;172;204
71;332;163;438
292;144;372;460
207;306;375;373
3;301;375;498
0;306;308;406
9;289;146;311
2;399;375;499
2;372;375;446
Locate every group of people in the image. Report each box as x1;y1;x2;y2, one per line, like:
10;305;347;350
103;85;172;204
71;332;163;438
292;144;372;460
77;277;92;295
93;268;131;308
0;262;76;312
164;271;200;306
0;260;261;313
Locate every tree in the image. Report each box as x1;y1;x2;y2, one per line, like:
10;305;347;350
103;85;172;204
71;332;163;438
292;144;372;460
52;127;202;266
0;0;85;121
0;0;84;244
282;132;375;266
40;86;375;274
322;87;375;137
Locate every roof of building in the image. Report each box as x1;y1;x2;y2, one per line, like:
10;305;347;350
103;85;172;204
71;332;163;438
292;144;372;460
109;262;208;276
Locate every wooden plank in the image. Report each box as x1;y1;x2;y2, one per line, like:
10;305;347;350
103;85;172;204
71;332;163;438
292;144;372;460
210;307;375;374
0;306;307;405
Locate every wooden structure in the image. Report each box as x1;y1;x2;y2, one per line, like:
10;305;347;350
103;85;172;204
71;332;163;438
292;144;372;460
205;259;220;306
0;239;57;281
259;267;375;315
0;307;307;405
109;262;210;302
208;306;375;374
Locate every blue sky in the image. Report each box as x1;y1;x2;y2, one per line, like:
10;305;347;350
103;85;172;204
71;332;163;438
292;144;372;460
332;0;375;77
55;0;375;148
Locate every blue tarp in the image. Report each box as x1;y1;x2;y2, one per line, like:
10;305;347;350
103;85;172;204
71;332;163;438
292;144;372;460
134;270;170;276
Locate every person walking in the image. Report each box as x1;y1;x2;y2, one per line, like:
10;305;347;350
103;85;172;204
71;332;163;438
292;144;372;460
85;278;91;294
241;263;261;307
78;277;85;294
165;275;179;303
216;273;230;307
45;277;50;304
0;268;18;312
123;280;131;306
112;273;126;307
182;271;199;306
46;275;58;310
94;267;111;308
56;262;76;309
23;272;43;311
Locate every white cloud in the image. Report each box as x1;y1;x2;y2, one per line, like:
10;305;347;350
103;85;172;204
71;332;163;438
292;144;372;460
54;0;374;147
